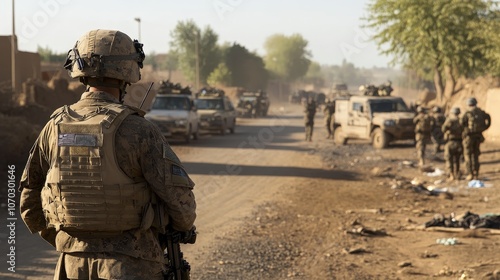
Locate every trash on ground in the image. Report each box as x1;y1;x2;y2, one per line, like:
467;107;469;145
424;211;500;229
436;237;459;245
425;168;444;177
468;180;485;188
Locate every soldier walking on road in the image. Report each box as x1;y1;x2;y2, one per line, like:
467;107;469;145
304;97;317;141
323;98;335;139
19;29;196;279
460;97;491;180
442;107;463;181
431;106;446;155
413;106;433;166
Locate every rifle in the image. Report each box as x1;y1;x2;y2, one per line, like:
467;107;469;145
160;226;197;280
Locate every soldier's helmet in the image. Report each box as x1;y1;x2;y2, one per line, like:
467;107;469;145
432;106;441;113
451;107;460;115
416;106;424;113
64;29;145;84
467;97;478;106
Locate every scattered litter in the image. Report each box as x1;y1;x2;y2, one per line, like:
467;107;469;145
342;247;368;254
436;237;459;245
401;160;413;167
425;211;500;229
346;226;388;236
398;261;412;268
468;180;485;188
425;168;444;177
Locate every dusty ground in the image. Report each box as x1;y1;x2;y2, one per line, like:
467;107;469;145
1;102;500;280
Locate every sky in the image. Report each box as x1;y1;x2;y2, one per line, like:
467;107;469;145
0;0;394;68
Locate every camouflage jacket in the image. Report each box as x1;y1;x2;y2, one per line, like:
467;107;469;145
19;91;196;263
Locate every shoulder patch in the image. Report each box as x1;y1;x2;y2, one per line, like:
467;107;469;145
172;165;187;177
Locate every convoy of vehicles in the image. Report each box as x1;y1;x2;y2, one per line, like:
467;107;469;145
145;81;413;150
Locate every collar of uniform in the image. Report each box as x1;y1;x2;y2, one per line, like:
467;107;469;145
80;91;121;104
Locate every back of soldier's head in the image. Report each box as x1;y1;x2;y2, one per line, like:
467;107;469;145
451;107;460;115
467;97;477;107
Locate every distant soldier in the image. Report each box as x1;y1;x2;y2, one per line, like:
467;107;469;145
430;106;446;155
323;98;335;139
304;97;317;141
413;106;433;166
442;107;463;181
460;97;491;180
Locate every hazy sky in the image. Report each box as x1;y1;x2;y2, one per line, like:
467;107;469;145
0;0;393;68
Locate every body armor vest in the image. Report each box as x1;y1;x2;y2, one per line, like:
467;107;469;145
447;118;462;140
42;103;150;233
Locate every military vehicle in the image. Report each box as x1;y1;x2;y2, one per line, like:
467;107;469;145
195;88;237;135
145;82;199;143
236;91;270;117
332;95;415;149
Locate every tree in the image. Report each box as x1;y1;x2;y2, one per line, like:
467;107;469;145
162;50;179;80
170;20;220;86
302;61;324;87
263;34;311;82
207;63;232;86
37;46;66;63
365;0;500;103
223;43;269;90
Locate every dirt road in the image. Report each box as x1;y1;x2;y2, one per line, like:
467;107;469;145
1;102;500;279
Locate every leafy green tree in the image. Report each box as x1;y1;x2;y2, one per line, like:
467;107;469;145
162;50;179;80
302;61;324;87
207;63;232;86
37;46;66;63
263;34;311;82
365;0;500;103
169;20;220;86
223;43;269;90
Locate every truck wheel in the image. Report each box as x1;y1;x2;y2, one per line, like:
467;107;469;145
229;120;235;134
334;127;347;145
185;125;192;144
192;126;199;140
220;121;226;135
372;128;389;149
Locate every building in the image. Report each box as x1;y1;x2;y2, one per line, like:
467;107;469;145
0;35;41;93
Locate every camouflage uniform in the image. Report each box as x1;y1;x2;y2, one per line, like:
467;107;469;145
461;105;491;180
19;92;197;279
413;109;433;166
304;100;317;141
441;112;463;180
431;111;446;154
323;100;335;139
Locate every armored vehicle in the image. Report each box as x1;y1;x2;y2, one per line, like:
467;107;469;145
333;95;415;149
236;91;270;117
195;89;237;135
145;90;200;143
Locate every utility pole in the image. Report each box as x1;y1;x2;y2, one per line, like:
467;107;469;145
11;0;16;93
194;30;200;92
134;17;141;41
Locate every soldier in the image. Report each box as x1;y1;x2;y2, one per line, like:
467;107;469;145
304;97;317;141
19;29;196;279
413;106;433;166
430;106;446;155
460;97;491;180
442;107;463;181
323;98;335;139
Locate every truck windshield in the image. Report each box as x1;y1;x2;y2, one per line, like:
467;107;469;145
369;99;409;113
195;99;224;110
152;96;190;110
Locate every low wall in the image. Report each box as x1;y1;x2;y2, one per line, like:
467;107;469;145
485;88;500;142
